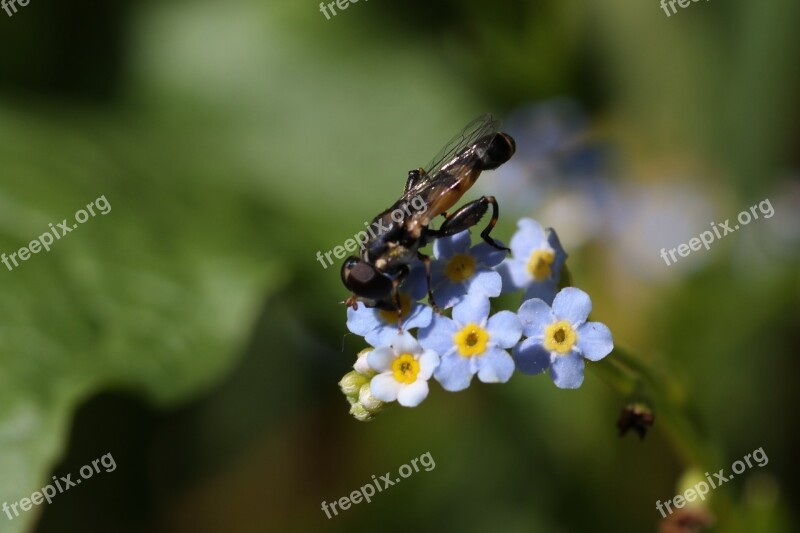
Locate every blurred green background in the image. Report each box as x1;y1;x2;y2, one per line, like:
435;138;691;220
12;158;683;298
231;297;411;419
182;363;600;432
0;0;798;532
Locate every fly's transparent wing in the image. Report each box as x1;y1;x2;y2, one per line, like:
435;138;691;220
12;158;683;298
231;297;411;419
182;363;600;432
423;114;500;175
400;113;503;207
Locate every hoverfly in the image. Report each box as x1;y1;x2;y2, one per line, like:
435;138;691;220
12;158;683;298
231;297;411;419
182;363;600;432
341;114;516;313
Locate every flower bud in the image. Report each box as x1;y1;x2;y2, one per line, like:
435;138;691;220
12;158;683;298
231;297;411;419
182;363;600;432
339;370;369;398
359;383;385;411
354;347;375;376
349;402;377;422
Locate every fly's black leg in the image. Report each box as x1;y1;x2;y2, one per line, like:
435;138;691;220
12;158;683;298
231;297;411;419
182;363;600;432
404;168;425;194
342;295;359;310
391;265;409;328
478;196;509;251
373;265;409;320
416;251;442;314
432;196;509;252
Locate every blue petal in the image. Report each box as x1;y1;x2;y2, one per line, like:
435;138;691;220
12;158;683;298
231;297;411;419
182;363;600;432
417;349;440;380
517;298;555;338
418;314;458;356
550;352;585;389
432;280;468;309
546;228;568;272
576;321;613;361
390;330;422;355
522;280;558;306
433;352;474;391
471;240;508;267
427;263;448;299
465;268;502;298
370;373;401;401
433;230;471;260
475;347;515;383
486;310;522;349
401;264;429;301
429;259;446;281
365;324;400;347
513;338;552;375
497;258;530;293
402;303;433;331
364;305;433;346
452;293;490;326
367;347;396;373
517;217;548;235
509;218;548;259
397;380;429;407
346;306;383;336
552;287;592;326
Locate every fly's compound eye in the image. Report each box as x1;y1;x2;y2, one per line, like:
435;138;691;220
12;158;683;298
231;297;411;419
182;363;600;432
341;256;394;301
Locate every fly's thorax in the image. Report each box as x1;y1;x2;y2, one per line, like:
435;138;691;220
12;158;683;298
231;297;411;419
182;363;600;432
361;212;401;253
363;198;427;263
372;240;419;273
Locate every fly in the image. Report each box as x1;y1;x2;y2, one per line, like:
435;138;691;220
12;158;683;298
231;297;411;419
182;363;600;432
341;114;516;314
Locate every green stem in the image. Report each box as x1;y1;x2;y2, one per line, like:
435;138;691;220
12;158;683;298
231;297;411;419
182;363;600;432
593;347;720;466
591;347;734;517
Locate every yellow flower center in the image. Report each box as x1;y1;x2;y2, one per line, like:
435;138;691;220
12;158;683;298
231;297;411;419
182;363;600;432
527;249;555;281
453;323;490;357
392;353;420;384
543;320;577;354
378;293;412;324
444;254;477;282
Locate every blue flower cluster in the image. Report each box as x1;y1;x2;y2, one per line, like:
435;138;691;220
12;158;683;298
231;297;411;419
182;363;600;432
339;218;613;420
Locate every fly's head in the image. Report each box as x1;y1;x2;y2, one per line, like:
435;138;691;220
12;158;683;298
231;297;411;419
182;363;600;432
341;256;394;307
478;132;516;170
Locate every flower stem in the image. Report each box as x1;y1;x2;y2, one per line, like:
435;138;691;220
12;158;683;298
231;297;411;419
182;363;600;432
590;347;733;516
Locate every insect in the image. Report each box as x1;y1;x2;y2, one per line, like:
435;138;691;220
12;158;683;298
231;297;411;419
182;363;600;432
341;114;516;313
